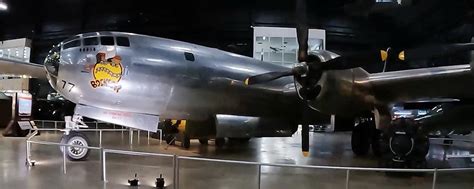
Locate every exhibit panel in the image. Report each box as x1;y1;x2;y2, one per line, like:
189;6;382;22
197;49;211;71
253;27;325;67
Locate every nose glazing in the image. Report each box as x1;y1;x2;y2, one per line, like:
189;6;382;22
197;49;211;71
44;44;61;88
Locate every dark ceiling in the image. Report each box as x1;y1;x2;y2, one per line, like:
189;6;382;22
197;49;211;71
0;0;472;72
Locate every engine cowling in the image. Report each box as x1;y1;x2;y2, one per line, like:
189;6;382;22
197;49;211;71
296;51;373;116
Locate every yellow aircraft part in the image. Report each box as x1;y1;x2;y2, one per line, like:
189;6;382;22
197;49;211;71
173;120;187;133
398;51;405;61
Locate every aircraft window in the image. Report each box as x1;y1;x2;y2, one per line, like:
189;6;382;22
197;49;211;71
100;36;115;46
184;52;195;61
84;37;99;46
63;39;81;50
116;37;130;47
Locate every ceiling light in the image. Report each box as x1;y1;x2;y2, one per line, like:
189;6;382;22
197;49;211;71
0;2;7;11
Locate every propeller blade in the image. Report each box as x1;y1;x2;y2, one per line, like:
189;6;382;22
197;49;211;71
398;43;474;61
244;70;294;85
302;123;309;157
296;0;309;62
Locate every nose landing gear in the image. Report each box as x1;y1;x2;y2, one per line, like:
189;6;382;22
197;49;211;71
59;115;91;161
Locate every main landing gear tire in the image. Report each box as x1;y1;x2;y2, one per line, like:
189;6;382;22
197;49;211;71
351;117;382;157
351;121;370;156
371;129;382;157
60;131;90;161
379;119;429;175
182;135;191;149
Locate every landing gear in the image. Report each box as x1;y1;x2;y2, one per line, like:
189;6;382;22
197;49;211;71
351;121;370;156
59;115;91;161
60;131;90;161
182;135;191;149
379;118;429;170
351;117;380;156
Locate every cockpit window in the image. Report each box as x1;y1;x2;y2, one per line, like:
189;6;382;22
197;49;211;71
63;39;81;50
84;37;99;46
116;37;130;47
100;37;115;46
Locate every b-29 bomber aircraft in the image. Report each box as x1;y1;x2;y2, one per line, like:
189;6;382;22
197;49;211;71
0;27;473;167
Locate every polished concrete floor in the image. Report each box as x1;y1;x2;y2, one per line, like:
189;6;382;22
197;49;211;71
1;129;474;189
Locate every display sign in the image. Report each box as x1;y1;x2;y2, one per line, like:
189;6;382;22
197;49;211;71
17;93;32;117
18;121;32;130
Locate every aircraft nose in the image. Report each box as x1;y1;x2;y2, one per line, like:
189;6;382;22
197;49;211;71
44;44;61;88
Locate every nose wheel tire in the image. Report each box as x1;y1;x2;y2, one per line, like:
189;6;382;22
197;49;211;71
60;131;90;161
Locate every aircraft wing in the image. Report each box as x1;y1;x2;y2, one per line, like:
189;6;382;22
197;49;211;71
356;64;474;105
0;57;47;79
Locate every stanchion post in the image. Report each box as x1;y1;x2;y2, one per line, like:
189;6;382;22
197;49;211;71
258;164;262;189
99;130;103;148
25;141;30;165
432;169;437;189
62;146;67;174
173;155;179;189
101;148;107;182
147;131;150;145
129;128;133;146
159;129;162;145
138;130;141;144
345;170;350;189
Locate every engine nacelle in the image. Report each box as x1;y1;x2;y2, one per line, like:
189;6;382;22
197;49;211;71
307;69;372;116
298;51;373;116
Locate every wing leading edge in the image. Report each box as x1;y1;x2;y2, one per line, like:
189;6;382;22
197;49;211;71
0;57;46;79
356;64;474;105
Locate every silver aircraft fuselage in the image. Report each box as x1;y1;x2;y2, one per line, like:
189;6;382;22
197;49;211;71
43;31;474;131
44;32;307;121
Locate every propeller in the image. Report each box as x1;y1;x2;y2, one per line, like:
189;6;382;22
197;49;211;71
295;0;311;157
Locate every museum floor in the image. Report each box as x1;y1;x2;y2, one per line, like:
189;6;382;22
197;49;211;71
1;130;474;189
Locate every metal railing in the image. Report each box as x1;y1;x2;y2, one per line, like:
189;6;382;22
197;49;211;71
25;131;474;189
32;120;163;145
